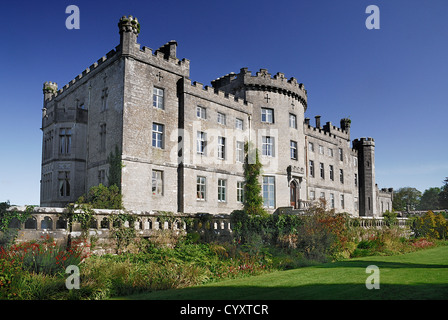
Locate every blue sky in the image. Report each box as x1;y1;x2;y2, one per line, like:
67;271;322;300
1;0;447;205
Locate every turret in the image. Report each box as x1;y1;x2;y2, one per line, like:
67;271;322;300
118;15;140;54
43;81;58;102
353;137;376;216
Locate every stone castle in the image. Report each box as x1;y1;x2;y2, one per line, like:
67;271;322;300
40;15;392;217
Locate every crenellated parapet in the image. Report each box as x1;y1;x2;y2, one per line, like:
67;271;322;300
118;15;140;35
211;67;308;110
353;137;375;148
182;78;252;114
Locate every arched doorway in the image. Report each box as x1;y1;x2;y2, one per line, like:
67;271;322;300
290;180;299;209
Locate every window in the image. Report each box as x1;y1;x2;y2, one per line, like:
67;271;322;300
341;194;345;209
98;169;106;185
236;118;244;130
197;131;207;154
153;87;164;109
309;160;315;177
236;141;244;163
59;128;72;154
101;88;108;111
237;181;244;202
308;142;314;152
58;171;70;197
328;148;334;157
218;136;226;159
262;136;274;157
339;148;343;161
43;130;54;160
354;173;358;187
152;170;163;196
42;173;52;200
319;162;325;179
262;176;275;208
261;108;274;123
353;156;358;166
329;165;334;181
290;141;297;160
196;106;206;119
218;179;226;202
340;169;344;184
217;112;226;125
320;192;325;200
309;190;315;200
100;124;106;152
289;114;297;129
330;193;335;208
319;145;324;155
197;176;206;200
152;123;164;149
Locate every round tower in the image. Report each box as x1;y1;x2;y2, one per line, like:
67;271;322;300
353;137;376;217
212;68;308;209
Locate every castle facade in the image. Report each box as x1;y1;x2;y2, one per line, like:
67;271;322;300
40;15;392;216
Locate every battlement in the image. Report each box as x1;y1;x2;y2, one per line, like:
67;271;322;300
353;137;375;147
43;49;119;102
183;78;252;113
211;67;307;110
304;116;351;142
118;15;140;35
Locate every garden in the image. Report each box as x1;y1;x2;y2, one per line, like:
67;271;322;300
0;199;447;300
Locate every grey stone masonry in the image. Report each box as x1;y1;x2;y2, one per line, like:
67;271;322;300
40;15;392;217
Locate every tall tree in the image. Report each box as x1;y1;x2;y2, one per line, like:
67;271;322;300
392;187;422;211
438;177;448;209
417;187;441;210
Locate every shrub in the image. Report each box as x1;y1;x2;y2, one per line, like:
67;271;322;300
412;211;448;240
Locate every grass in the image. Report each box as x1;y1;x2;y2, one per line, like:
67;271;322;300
118;245;448;300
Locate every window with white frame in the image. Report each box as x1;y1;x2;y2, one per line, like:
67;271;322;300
217;112;226;125
339;148;343;161
309;160;315;177
218;179;226;202
152;123;164;149
330;193;335;208
218;136;226;159
235;118;244;130
309;190;315;200
262;136;274;157
290;140;297;160
197;106;206;119
319;162;325;179
153;87;164;109
197;131;207;154
236;141;244;163
152;170;163;196
320;192;325;200
329;165;334;181
261;108;274;123
308;142;314;152
289;114;297;129
197;176;206;200
237;181;244;202
340;194;345;209
328;148;334;157
262;176;275;208
319;145;324;155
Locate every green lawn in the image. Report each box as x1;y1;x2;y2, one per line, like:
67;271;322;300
119;245;448;300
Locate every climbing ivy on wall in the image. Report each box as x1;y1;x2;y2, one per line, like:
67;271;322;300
243;142;267;217
107;145;123;190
